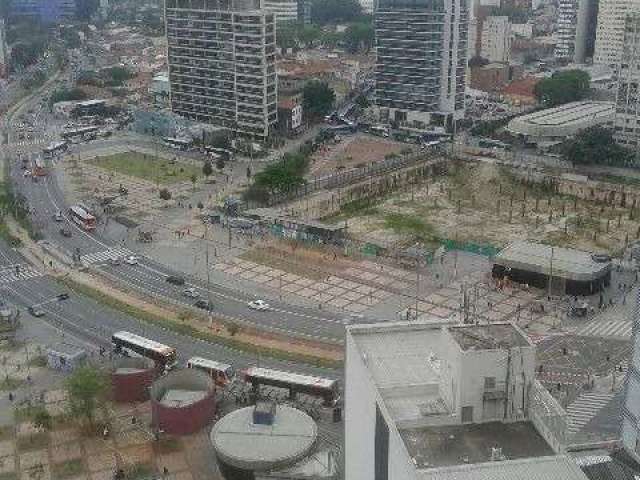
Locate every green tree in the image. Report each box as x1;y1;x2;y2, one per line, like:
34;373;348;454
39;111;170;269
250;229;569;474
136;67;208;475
344;21;374;53
102;66;133;87
216;157;226;171
49;88;87;107
297;24;322;46
159;188;172;200
276;21;297;51
10;40;47;68
76;0;100;20
253;152;309;195
65;366;108;426
561;126;632;166
202;160;213;177
311;0;363;24
33;409;52;431
303;80;335;120
534;70;591;107
355;94;370;109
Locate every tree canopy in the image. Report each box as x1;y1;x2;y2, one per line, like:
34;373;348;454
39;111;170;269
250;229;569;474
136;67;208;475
303;80;335;119
310;0;363;25
534;70;591;107
344;21;374;53
65;366;109;426
561;126;632;166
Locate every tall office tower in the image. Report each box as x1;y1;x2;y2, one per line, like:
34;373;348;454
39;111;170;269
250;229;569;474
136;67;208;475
622;268;640;460
594;0;640;66
555;0;599;63
0;19;7;78
165;0;278;141
613;13;640;149
481;16;511;63
374;0;467;128
359;0;375;14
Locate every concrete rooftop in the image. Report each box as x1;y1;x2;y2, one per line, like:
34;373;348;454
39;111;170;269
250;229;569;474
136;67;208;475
447;323;531;351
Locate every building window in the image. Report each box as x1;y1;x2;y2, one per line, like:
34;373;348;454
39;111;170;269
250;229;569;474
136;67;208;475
484;377;496;390
462;406;473;423
375;405;389;480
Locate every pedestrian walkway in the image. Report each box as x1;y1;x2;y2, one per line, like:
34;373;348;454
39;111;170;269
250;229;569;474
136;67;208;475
0;264;43;284
566;392;616;436
577;318;634;339
80;247;134;265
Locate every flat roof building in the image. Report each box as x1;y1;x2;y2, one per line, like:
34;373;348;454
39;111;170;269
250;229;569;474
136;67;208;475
345;320;584;480
492;241;612;295
507;101;615;148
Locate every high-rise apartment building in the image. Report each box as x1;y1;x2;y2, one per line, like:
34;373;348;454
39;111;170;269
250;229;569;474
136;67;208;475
481;16;511;63
0;20;7;79
10;0;76;23
555;0;598;63
374;0;467;128
622;268;640;461
165;0;278;141
263;0;310;23
594;0;640;66
613;13;640;149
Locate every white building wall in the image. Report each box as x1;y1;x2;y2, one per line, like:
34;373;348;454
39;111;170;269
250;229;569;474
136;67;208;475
360;0;374;14
345;331;420;480
481;16;512;63
622;290;640;462
594;0;640;66
263;0;299;22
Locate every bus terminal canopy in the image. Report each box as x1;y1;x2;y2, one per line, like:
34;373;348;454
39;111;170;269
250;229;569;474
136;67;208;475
493;241;611;283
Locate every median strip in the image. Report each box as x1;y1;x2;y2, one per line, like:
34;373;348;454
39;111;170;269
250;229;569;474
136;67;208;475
55;275;343;370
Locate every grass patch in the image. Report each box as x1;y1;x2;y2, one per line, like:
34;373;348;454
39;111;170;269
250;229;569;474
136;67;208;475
0;376;23;391
128;463;154;480
14;405;47;423
154;436;182;454
52;459;84;479
16;431;48;451
0;473;18;480
384;213;436;242
0;424;14;441
89;152;201;185
28;355;47;368
56;277;342;370
593;173;640;187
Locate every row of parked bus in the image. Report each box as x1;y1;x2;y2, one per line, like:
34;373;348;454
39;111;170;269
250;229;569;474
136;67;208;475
111;331;340;405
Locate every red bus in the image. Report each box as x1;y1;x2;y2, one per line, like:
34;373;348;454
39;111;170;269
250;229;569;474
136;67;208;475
186;357;234;386
69;205;96;231
112;331;177;374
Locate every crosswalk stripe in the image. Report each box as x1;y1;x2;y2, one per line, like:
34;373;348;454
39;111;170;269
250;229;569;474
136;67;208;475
80;247;134;265
577;319;633;338
566;392;615;435
0;264;43;284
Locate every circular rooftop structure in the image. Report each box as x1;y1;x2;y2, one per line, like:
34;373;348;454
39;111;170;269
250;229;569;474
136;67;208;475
211;404;317;473
150;369;215;435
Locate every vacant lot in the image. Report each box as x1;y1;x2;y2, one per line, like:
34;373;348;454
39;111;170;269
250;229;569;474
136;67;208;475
89;152;201;185
330;161;640;254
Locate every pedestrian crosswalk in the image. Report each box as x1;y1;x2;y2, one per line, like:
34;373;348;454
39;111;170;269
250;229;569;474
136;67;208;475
0;264;43;284
566;392;615;436
576;319;634;339
80;247;135;265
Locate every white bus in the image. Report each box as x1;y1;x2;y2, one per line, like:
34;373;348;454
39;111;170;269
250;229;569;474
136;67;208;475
242;367;340;406
112;331;177;373
186;357;234;386
162;137;192;151
43;141;68;158
69;205;96;231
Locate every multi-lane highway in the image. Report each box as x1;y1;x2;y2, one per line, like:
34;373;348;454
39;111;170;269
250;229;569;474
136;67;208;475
0;66;353;384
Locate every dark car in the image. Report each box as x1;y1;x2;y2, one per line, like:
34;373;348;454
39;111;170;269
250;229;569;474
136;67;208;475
166;275;185;286
194;299;214;311
60;228;72;237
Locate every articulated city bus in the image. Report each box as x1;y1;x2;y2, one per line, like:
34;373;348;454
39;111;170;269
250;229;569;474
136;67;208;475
186;357;234;386
242;366;340;405
112;331;177;373
42;141;68;158
68;205;96;231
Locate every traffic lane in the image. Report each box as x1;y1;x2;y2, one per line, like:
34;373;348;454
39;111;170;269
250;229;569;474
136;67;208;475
4;275;340;379
95;262;346;343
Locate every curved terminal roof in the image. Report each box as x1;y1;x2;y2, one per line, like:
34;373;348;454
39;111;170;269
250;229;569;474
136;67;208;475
211;405;317;472
508;101;615;139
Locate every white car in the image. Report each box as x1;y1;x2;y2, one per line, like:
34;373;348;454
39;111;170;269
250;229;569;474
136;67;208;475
125;255;138;265
248;299;270;311
182;287;199;298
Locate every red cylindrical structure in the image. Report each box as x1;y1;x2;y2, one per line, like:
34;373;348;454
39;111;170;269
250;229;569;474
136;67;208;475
150;369;216;435
111;357;157;403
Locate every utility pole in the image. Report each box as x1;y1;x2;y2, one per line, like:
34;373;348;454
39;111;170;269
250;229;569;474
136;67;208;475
415;258;420;320
548;246;554;299
205;222;213;328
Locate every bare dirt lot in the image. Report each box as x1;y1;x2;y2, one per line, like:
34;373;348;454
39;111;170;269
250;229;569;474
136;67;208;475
308;134;413;177
330;161;640;254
